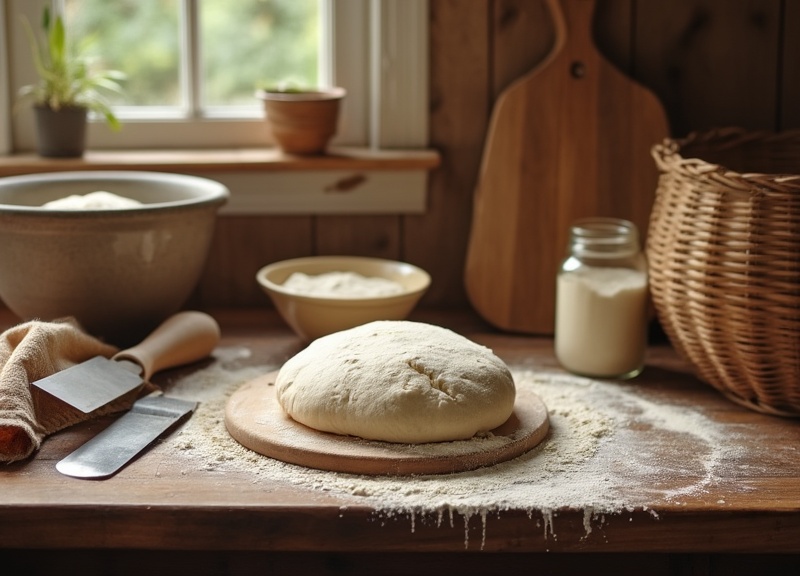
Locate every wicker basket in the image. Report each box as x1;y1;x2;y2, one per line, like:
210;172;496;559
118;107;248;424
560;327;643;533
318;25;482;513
647;127;800;416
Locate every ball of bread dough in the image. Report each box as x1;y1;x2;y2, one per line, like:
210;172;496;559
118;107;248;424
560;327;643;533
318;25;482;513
275;320;516;443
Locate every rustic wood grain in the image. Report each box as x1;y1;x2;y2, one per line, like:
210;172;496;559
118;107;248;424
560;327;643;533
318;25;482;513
464;0;668;334
0;147;441;177
2;0;795;321
224;371;549;476
593;0;632;69
3;308;800;572
783;0;800;130
189;216;313;309
635;0;783;136
402;0;491;308
492;0;555;94
315;215;400;259
1;4;797;572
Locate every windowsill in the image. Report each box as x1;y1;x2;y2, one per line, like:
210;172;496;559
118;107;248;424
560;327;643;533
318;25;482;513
0;147;441;215
0;146;440;175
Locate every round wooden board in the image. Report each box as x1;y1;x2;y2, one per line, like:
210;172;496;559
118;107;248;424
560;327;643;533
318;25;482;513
224;371;550;476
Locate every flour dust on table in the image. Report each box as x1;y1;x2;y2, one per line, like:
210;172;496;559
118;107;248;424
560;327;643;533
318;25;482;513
160;346;750;549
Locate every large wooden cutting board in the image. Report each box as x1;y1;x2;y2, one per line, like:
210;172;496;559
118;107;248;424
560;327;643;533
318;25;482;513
224;372;550;476
464;0;669;334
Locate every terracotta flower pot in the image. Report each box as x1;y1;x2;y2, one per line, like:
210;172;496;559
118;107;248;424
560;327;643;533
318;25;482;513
257;87;345;155
34;105;88;158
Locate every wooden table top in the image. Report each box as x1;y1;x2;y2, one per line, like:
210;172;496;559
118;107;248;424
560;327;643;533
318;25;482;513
2;307;800;559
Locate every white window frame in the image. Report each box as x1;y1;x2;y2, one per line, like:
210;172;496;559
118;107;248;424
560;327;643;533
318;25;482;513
2;0;429;152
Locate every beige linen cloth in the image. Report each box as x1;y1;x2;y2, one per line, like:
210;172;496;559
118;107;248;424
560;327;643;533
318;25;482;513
0;318;144;463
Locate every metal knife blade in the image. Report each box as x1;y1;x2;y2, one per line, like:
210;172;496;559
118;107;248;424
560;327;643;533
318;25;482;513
56;395;197;479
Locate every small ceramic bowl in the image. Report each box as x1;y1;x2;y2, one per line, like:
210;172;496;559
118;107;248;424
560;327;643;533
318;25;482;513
256;256;431;342
0;170;228;345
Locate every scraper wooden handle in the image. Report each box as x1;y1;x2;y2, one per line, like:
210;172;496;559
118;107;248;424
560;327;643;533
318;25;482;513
112;311;221;381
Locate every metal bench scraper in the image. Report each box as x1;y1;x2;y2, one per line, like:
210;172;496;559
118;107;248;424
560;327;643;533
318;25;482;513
32;311;220;413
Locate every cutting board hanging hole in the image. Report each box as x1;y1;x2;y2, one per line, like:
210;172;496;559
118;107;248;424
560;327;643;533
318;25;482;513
571;61;586;78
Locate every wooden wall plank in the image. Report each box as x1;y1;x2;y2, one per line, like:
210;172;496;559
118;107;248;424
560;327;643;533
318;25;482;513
185;0;794;312
314;215;400;258
190;216;313;309
782;0;800;130
402;0;492;307
635;0;783;136
492;0;555;94
595;0;633;70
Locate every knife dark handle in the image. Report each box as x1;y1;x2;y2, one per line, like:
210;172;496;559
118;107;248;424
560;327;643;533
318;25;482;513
112;311;221;380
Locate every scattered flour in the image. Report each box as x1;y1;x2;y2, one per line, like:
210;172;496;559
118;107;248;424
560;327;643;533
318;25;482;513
160;346;749;549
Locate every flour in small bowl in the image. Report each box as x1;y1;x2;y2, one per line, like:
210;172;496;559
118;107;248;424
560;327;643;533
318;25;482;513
282;271;404;298
42;190;142;210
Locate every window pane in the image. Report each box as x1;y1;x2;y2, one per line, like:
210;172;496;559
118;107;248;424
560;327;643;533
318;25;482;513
63;0;181;107
200;0;320;107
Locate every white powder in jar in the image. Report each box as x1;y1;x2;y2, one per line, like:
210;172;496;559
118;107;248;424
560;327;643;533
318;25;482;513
555;266;648;377
282;271;404;298
42;190;142;210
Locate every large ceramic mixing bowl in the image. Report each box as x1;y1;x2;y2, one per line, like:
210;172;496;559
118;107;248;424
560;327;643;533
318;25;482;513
0;170;228;345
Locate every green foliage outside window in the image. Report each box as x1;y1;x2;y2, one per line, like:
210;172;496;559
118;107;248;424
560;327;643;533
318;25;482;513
63;0;319;108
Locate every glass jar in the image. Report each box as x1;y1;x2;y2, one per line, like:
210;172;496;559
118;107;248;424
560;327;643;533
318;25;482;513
554;217;648;379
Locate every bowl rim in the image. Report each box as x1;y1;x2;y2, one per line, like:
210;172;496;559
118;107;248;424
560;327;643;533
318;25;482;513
256;255;431;303
0;170;229;215
255;86;346;102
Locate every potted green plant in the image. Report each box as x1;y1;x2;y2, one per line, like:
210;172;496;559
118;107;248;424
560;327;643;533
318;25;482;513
17;6;124;158
256;81;345;155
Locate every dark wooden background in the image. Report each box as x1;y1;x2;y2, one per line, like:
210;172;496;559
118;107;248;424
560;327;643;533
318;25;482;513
191;0;800;312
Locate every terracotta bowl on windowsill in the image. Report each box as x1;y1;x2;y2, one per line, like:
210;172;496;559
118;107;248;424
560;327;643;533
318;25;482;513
257;87;346;155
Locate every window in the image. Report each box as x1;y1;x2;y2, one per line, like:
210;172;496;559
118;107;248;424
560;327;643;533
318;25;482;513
58;0;322;136
64;0;322;110
2;0;428;152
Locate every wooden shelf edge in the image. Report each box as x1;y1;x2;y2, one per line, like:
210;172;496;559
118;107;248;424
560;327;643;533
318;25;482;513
0;146;442;177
